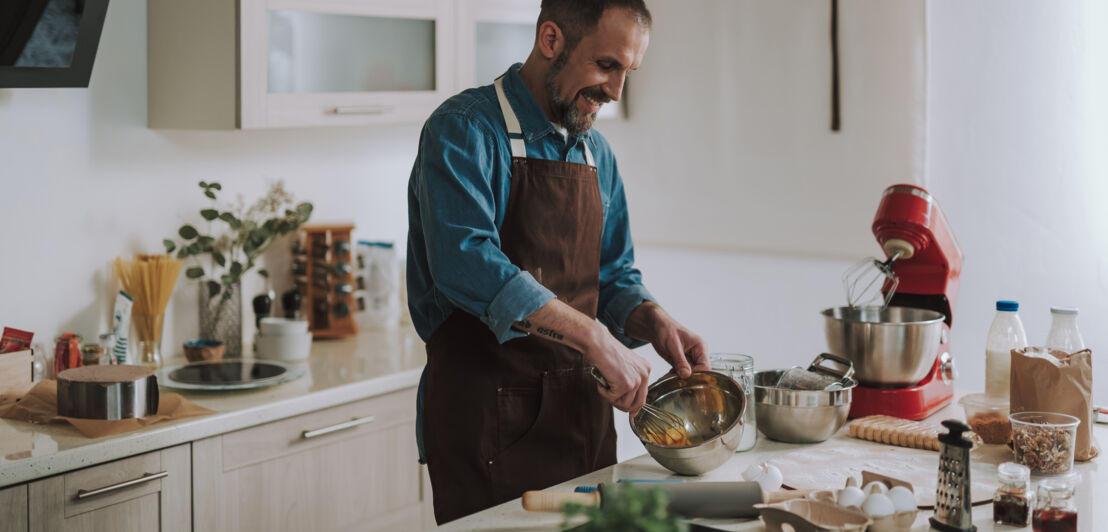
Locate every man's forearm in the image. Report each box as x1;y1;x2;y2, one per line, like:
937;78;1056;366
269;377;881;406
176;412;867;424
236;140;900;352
513;299;603;354
623;300;663;344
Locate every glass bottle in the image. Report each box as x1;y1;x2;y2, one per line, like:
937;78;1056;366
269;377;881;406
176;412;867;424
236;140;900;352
1033;476;1077;532
709;353;757;451
985;300;1027;400
993;462;1031;526
1045;307;1085;353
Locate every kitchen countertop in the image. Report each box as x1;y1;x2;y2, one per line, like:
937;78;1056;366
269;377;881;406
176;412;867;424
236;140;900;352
0;326;425;489
437;399;1106;531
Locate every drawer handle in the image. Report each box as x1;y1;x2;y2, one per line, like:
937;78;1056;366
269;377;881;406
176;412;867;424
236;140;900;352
75;471;168;500
326;105;396;115
302;416;375;439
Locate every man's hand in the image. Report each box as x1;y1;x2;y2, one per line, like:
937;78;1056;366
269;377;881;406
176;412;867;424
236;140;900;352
586;323;652;413
626;302;709;378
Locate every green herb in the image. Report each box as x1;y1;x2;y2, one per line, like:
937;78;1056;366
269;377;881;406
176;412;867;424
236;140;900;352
165;180;312;300
561;483;687;532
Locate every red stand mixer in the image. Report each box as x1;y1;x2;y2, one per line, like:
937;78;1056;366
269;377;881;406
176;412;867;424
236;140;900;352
830;184;964;420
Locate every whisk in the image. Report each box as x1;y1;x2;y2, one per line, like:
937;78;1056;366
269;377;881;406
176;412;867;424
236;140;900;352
842;252;900;308
588;367;690;446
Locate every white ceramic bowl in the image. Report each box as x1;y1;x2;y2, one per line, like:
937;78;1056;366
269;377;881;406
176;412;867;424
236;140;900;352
259;317;309;337
255;330;312;361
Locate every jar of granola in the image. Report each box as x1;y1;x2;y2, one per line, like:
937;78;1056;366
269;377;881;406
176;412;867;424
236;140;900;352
1009;412;1080;475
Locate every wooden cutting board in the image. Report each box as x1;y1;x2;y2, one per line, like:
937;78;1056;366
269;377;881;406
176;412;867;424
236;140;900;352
767;440;1001;508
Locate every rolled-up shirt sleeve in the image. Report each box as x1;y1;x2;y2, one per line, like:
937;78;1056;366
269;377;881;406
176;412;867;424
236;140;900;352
414;113;554;342
596;156;655;348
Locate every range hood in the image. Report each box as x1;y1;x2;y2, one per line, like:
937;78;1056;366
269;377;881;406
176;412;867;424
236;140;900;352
0;0;110;88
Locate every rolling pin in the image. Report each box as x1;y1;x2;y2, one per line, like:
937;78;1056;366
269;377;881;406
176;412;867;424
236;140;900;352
522;482;812;518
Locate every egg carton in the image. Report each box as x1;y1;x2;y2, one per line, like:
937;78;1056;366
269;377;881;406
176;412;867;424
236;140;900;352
804;473;919;532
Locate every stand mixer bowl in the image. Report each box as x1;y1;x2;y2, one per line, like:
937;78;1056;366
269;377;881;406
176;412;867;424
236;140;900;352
822;306;945;387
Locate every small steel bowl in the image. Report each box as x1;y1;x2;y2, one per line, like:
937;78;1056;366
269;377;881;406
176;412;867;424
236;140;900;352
630;371;746;475
754;370;856;443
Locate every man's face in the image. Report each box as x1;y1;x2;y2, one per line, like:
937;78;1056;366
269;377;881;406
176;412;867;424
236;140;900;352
545;8;650;134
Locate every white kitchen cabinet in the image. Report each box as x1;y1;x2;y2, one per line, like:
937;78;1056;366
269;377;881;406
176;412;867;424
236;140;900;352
148;0;456;129
455;0;624;119
25;444;190;532
192;387;430;531
456;0;539;89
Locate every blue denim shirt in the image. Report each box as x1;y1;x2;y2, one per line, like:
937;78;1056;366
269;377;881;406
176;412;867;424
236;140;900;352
406;63;654;348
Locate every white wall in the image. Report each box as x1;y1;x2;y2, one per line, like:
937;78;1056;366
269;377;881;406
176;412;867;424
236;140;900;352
0;0;419;351
924;0;1107;406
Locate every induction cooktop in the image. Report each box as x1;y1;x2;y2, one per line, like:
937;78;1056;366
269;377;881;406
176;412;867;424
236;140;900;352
157;359;305;391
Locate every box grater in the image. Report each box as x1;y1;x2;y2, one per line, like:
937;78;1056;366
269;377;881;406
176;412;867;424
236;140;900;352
929;419;976;532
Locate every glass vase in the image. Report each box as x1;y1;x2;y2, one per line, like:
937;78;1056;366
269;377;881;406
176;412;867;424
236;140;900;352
199;281;243;358
133;312;164;369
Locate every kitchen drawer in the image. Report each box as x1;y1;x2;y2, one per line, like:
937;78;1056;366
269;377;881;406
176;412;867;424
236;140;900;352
221;386;416;471
28;443;190;532
59;449;163;518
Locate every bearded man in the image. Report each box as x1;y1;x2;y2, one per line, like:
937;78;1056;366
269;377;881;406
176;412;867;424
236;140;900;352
406;0;707;523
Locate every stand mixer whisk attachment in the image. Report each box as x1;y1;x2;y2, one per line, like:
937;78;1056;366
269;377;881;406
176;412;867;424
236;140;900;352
588;367;690;446
842;252;900;309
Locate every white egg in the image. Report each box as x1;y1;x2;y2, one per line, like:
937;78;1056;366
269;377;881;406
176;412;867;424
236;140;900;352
758;464;783;492
741;464;764;482
836;486;866;508
861;493;896;517
863;481;889;495
887;486;916;512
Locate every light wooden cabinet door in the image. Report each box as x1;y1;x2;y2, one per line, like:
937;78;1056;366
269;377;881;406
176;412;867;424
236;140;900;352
0;484;28;532
193;387;430;531
148;0;456;129
26;444;190;532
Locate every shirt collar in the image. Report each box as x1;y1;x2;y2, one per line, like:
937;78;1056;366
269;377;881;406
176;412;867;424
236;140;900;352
502;63;591;144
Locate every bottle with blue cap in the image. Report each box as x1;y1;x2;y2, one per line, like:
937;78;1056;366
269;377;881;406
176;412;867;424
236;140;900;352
985;300;1027;400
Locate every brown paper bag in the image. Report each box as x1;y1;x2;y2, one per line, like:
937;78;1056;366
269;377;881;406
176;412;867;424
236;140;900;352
1010;347;1098;461
0;380;215;438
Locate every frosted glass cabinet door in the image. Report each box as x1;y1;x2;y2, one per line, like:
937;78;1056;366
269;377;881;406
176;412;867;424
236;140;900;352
456;0;537;89
241;0;455;128
456;0;622;120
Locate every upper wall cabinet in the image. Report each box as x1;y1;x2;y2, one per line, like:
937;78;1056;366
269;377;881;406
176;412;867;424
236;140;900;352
148;0;455;129
455;0;538;90
455;0;622;120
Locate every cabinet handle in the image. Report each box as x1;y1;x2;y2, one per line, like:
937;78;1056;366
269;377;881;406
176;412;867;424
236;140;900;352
326;105;396;115
302;416;375;439
75;471;168;500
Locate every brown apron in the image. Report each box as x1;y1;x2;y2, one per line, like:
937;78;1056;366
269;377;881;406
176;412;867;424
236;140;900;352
421;76;616;524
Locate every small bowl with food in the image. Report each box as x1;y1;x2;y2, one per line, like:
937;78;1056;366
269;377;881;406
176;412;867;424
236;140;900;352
959;393;1011;445
630;371;746;475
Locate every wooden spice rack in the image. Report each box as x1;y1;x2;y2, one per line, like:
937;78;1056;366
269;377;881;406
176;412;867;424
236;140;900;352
294;225;358;339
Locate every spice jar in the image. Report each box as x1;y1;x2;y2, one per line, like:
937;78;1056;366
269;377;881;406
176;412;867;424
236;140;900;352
993;462;1031;526
1032;475;1077;532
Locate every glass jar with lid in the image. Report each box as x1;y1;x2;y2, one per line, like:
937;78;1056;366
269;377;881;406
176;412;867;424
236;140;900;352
709;353;756;451
1033;475;1077;532
993;462;1031;526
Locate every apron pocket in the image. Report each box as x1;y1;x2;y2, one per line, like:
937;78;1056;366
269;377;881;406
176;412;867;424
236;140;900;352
489;368;592;502
496;387;540;452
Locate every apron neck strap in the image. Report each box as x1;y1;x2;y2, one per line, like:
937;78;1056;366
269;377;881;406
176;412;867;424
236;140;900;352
494;75;596;168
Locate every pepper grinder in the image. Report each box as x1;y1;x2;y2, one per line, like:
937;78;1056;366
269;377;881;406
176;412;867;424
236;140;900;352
930;419;976;532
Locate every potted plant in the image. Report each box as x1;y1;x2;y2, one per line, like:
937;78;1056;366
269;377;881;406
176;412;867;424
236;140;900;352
165;180;312;356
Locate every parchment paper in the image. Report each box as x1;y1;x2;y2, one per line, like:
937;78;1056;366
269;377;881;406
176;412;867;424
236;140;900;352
0;380;215;438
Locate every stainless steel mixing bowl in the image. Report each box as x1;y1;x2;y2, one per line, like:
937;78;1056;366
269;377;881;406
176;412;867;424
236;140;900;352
754;369;856;443
822;306;945;387
630;371;745;475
